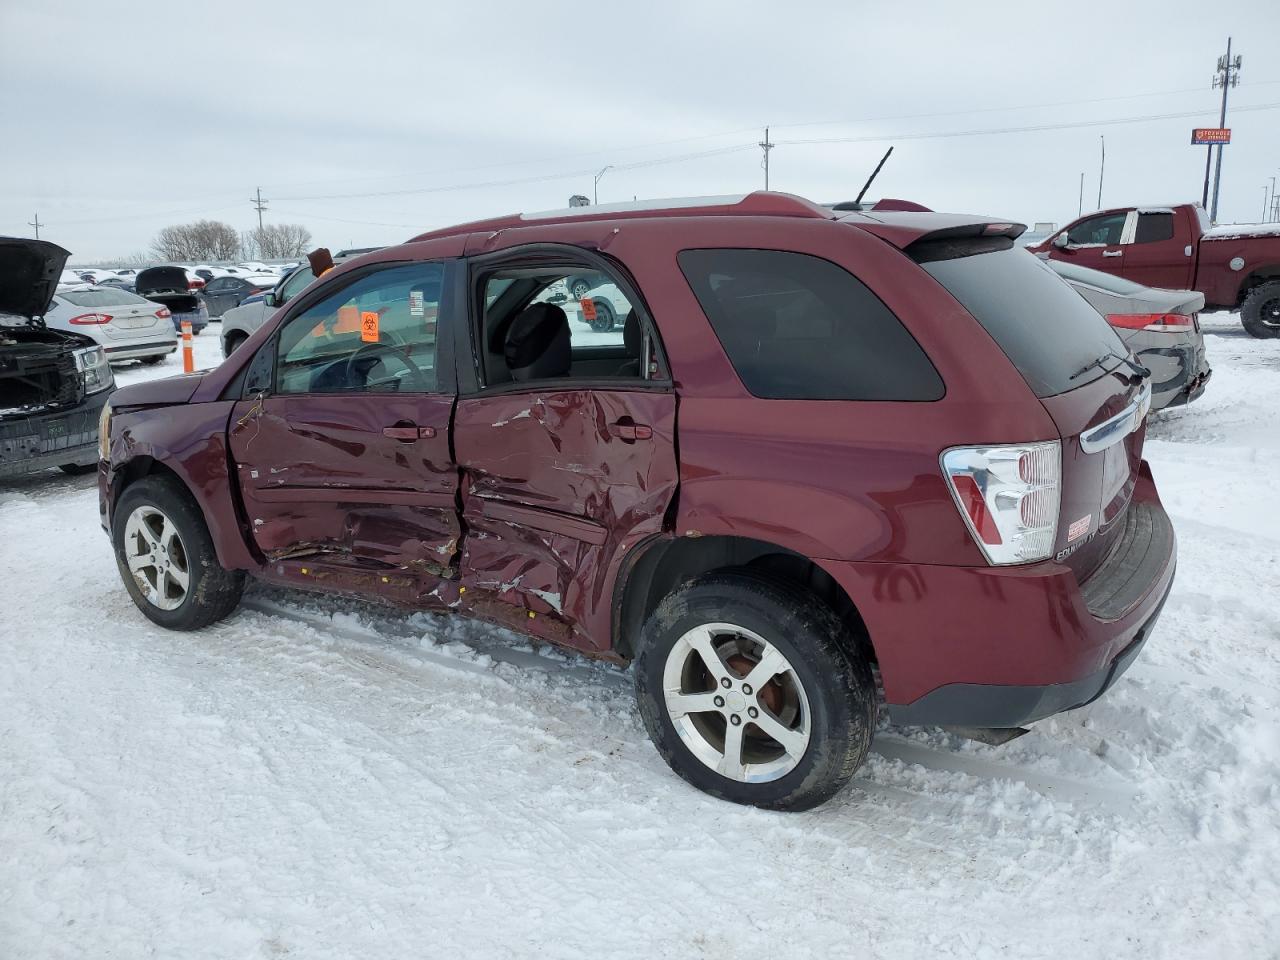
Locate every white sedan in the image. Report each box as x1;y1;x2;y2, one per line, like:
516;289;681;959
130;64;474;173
44;286;178;364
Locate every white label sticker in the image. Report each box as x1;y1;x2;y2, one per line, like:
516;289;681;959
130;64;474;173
1068;514;1092;542
409;290;424;317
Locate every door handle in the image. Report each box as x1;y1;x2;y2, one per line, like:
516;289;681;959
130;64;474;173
608;419;653;442
1102;250;1123;258
381;424;437;441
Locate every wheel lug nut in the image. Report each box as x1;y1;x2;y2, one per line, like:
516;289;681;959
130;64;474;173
742;683;753;695
748;707;758;718
729;715;742;726
714;695;725;708
720;677;731;689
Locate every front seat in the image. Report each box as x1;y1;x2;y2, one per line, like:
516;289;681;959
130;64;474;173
615;309;642;377
504;302;571;381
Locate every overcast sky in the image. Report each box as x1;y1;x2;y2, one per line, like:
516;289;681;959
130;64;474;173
3;0;1278;262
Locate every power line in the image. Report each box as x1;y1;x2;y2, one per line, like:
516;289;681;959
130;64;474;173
774;100;1280;146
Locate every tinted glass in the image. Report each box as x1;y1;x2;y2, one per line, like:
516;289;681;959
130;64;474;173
279;266;315;303
1135;213;1174;244
678;249;943;401
920;244;1127;398
1066;212;1126;246
62;288;149;307
276;263;443;394
1047;259;1148;295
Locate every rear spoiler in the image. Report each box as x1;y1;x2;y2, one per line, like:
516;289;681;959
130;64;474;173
842;211;1027;252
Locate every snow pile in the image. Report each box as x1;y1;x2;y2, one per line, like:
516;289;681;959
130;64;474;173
2;314;1279;958
1203;222;1280;241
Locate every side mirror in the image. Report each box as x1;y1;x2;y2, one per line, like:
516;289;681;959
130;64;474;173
1052;233;1070;250
264;292;278;308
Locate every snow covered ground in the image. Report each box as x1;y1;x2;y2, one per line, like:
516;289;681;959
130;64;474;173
2;315;1278;959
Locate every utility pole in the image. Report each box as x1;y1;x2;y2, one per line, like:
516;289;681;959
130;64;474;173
1078;172;1084;216
27;212;43;239
593;165;613;205
1269;176;1277;222
1096;136;1105;210
1209;38;1242;223
250;186;268;233
759;127;774;190
1264;186;1270;223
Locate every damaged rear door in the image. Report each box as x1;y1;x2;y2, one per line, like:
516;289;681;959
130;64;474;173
228;259;460;595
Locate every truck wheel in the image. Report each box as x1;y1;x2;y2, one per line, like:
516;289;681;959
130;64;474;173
111;476;244;630
1241;281;1280;339
634;572;876;811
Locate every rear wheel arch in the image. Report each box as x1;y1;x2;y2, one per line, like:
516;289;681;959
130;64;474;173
1236;264;1280;305
614;534;874;665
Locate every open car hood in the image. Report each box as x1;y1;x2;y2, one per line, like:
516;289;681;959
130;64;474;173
0;237;71;319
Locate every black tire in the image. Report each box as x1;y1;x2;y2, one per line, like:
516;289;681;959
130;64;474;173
111;475;245;630
634;571;876;811
58;462;97;475
223;333;247;356
1241;281;1280;339
589;298;615;332
569;278;592;299
141;354;166;365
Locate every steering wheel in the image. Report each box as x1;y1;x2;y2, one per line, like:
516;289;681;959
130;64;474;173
343;341;427;392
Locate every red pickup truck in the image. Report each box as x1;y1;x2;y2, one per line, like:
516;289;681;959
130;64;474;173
1030;203;1280;338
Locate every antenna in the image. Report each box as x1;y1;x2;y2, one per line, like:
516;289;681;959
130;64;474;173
854;146;894;207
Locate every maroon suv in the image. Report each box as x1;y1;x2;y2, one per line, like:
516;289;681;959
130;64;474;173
99;192;1175;810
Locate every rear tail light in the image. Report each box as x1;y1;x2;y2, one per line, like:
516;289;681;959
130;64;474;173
68;312;113;325
941;441;1061;565
1105;312;1194;332
188;278;205;289
156;307;172;319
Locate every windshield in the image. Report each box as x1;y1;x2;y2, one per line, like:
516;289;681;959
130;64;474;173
919;243;1127;398
61;289;149;307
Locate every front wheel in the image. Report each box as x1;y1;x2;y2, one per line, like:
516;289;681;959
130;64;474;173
635;572;876;811
111;476;244;630
1241;281;1280;339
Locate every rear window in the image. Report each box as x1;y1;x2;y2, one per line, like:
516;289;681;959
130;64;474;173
677;249;943;401
61;289;148;307
918;243;1127;398
1135;213;1174;244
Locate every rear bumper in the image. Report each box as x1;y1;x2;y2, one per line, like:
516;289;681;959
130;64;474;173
818;462;1176;727
1141;342;1211;410
104;341;178;361
0;389;109;477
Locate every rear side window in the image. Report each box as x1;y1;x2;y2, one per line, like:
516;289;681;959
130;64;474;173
677;249;943;401
1134;213;1174;244
919;243;1127;398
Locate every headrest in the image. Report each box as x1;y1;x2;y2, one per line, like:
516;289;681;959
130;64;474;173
623;309;642;355
504;302;571;381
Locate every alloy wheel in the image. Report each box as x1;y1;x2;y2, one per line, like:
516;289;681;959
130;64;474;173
122;505;190;611
662;622;811;783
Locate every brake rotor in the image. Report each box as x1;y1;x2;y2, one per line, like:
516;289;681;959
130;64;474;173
726;652;785;715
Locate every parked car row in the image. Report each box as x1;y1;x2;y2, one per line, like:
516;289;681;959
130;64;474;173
6;190;1263;810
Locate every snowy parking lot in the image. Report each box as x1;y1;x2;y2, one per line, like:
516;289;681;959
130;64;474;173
2;315;1278;958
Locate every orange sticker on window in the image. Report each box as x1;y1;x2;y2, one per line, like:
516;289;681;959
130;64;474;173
579;298;596;321
361;311;379;343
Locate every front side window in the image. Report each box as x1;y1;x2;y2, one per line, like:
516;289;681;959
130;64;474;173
678;248;943;401
278;265;315;304
275;262;443;395
1066;212;1126;246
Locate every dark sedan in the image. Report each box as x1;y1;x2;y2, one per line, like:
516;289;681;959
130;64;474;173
201;275;278;318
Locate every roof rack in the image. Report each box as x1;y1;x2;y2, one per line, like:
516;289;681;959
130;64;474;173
408;191;831;242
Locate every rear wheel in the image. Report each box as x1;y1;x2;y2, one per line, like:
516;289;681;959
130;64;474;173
1241;281;1280;339
111;476;244;630
589;298;615;332
635;572;876;811
224;332;247;356
141;354;166;365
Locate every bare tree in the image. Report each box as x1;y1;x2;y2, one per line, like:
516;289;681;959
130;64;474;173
253;223;313;259
150;220;241;261
238;230;260;260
